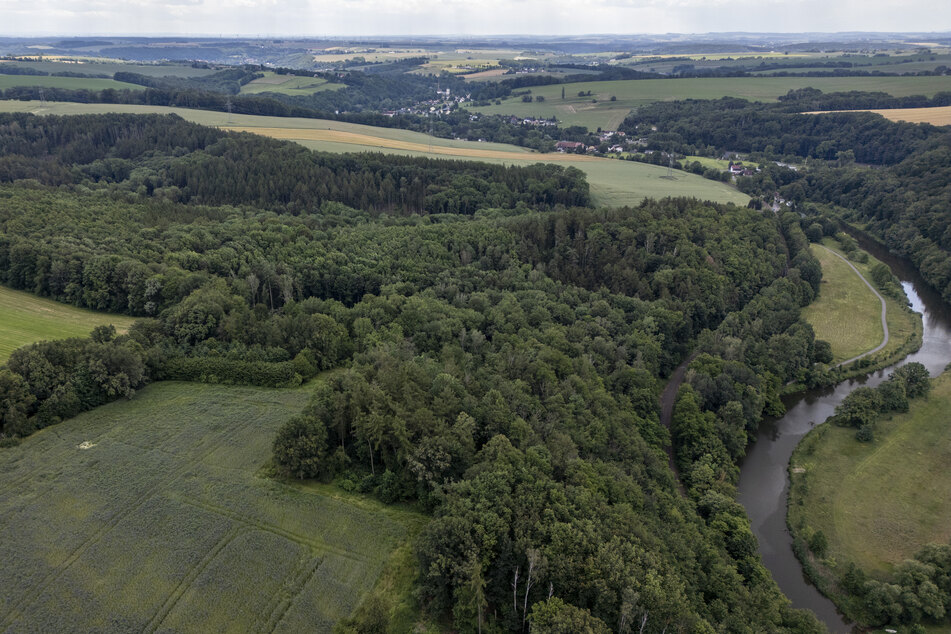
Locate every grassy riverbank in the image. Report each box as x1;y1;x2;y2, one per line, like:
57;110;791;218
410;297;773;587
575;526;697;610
790;237;922;393
788;371;951;631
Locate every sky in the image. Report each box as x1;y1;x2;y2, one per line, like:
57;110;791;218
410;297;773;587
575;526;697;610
0;0;949;37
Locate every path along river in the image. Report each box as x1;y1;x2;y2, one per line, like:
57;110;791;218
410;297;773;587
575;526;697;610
736;233;951;632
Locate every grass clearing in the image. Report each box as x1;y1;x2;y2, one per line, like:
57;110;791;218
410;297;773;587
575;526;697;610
469;75;951;131
240;72;345;96
790;371;951;575
0;381;424;631
0;100;749;207
0;74;144;92
0;285;136;364
802;242;885;363
802;239;920;366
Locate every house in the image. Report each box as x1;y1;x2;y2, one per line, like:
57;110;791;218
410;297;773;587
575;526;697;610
555;141;585;152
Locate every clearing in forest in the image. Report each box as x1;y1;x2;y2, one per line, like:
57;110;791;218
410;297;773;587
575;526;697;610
790;371;951;574
0;285;136;364
0;381;422;631
802;240;918;366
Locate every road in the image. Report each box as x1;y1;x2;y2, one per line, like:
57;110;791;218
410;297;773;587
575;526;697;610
658;352;697;497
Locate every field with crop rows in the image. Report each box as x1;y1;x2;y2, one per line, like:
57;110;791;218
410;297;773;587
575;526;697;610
0;382;420;631
0;285;136;364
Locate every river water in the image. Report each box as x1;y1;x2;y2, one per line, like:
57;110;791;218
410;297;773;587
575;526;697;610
736;235;951;632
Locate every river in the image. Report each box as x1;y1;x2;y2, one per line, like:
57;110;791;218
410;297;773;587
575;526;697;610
736;234;951;633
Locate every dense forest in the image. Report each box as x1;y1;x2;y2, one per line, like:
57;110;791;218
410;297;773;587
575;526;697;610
0;111;831;632
621;90;951;164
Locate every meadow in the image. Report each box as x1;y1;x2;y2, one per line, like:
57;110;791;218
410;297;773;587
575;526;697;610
790;370;951;575
0;100;750;207
469;75;951;131
0;58;216;78
801;239;920;366
240;72;345;96
0;74;145;91
0;381;423;631
0;285;136;364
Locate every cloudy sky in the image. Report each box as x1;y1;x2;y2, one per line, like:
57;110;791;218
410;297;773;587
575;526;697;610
0;0;948;36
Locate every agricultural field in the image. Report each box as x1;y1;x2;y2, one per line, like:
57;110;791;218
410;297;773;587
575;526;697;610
801;239;919;365
0;381;424;631
468;75;951;131
0;58;216;78
0;100;750;207
240;72;345;96
0;285;136;364
0;74;145;91
808;105;951;126
789;370;951;575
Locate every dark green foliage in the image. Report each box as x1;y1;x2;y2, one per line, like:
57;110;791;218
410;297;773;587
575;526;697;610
0;109;831;632
0;333;147;436
0;112;590;215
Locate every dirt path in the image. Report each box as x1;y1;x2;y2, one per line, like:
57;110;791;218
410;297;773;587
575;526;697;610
815;244;889;367
659;352;697;497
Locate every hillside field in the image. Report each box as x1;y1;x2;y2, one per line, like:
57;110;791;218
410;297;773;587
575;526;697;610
0;100;750;207
0;285;136;364
0;74;145;92
801;239;920;366
790;370;951;575
469;75;951;131
0;381;423;631
0;59;216;78
240;72;345;96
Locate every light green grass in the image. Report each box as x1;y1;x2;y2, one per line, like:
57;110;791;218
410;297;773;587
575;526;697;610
240;72;345;96
0;381;424;631
802;239;920;366
791;371;951;576
0;59;216;78
0;285;136;364
802;242;884;363
0;101;749;207
684;155;732;170
0;75;144;91
469;75;951;131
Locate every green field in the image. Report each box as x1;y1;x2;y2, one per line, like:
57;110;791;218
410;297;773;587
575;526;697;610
0;285;136;364
240;72;345;96
0;381;423;631
802;239;920;365
790;370;951;575
0;75;145;92
0;101;750;207
469;75;951;131
684;155;733;170
0;59;216;78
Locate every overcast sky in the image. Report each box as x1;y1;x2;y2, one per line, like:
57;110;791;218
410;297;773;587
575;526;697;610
1;0;949;37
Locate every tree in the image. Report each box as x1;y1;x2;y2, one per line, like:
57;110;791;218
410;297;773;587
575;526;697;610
0;369;35;436
529;597;610;633
273;414;327;479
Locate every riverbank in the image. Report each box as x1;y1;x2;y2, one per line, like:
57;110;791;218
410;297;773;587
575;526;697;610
788;370;951;631
737;228;951;634
787;237;923;394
